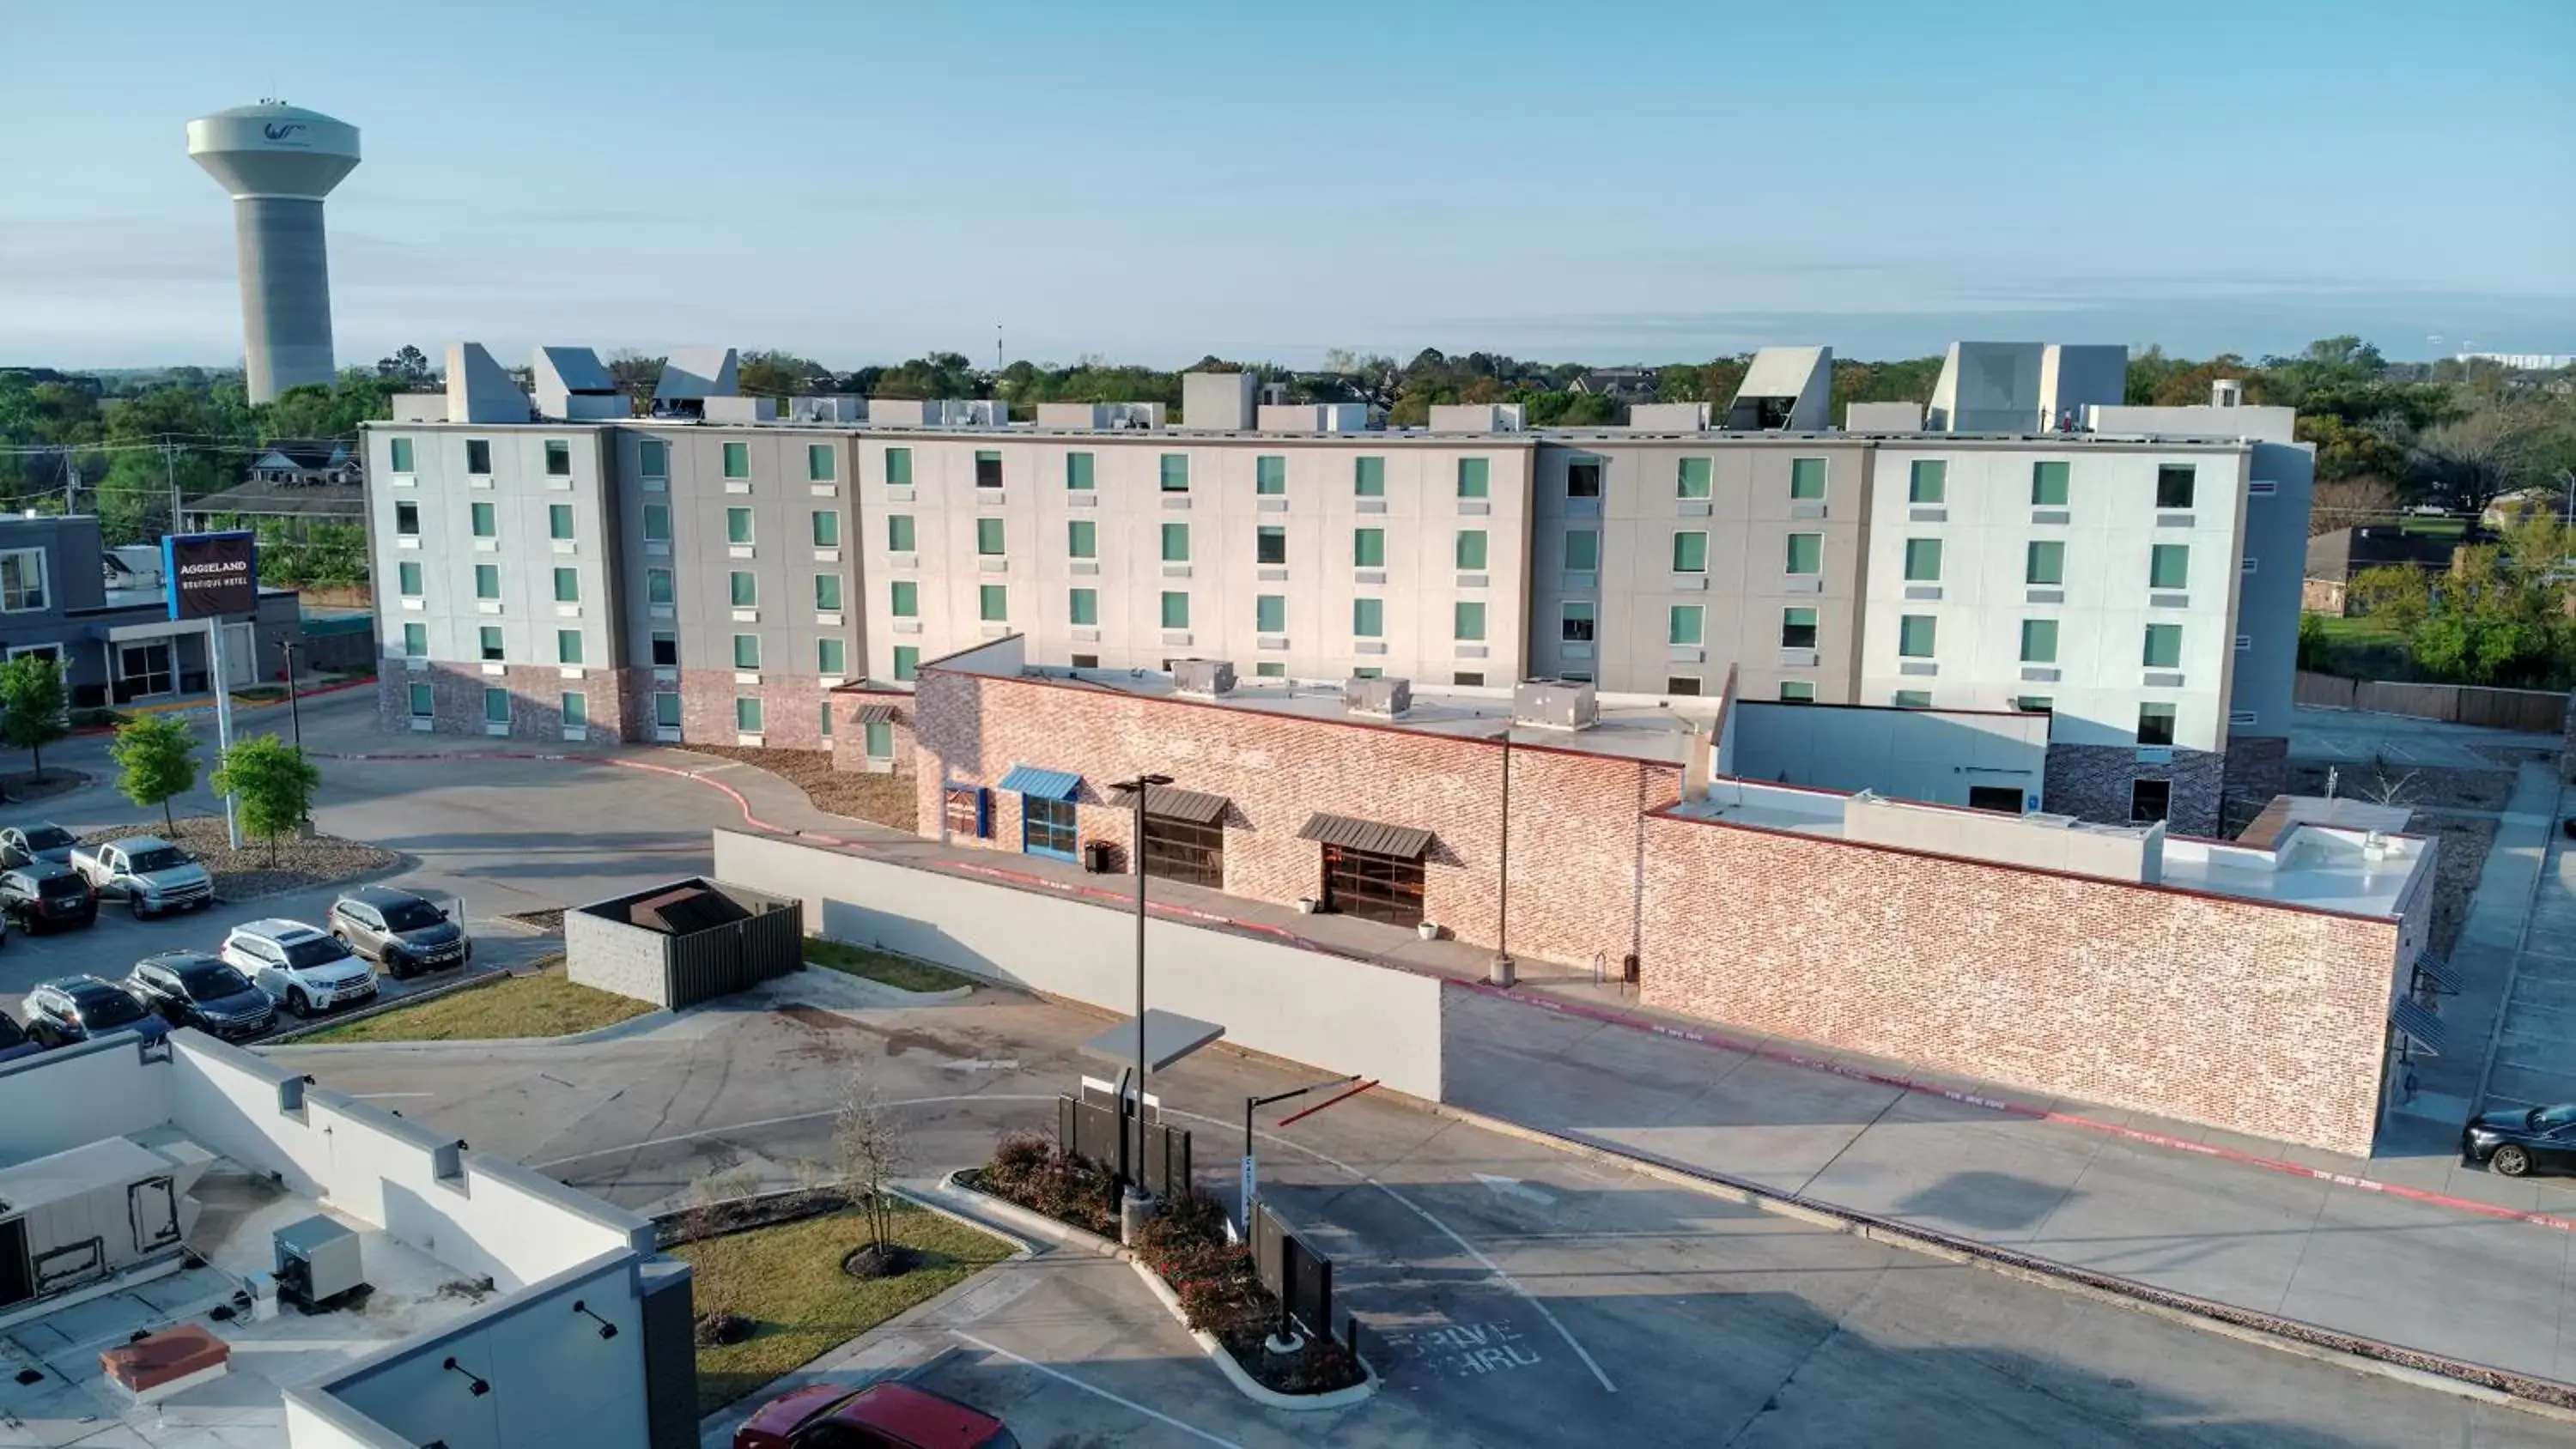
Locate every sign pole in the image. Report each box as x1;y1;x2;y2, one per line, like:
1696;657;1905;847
208;618;240;849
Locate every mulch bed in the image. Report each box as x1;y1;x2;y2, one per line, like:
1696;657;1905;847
654;1186;855;1249
503;906;566;935
0;768;92;805
79;815;398;902
676;746;917;832
973;1134;1365;1397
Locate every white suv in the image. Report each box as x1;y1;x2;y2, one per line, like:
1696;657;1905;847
222;919;379;1017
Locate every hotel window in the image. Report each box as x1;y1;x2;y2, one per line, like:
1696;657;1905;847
1161;522;1190;563
549;504;574;540
886;513;914;551
1561;601;1595;642
1455;530;1487;570
1667;676;1701;696
2026;540;2064;585
550;567;577;603
1257;525;1286;565
1566;460;1602;498
893;646;920;681
808;444;835;482
726;507;754;545
1455;601;1485;641
1066;452;1094;489
980;585;1008;621
2032;460;2069;506
1903;538;1941;581
556;629;582;665
1067;519;1097;559
642;504;671;542
729;572;757;609
638;440;667;477
1159;454;1189;491
479;626;503;661
2015;696;2053;714
1564;530;1599;571
1668;605;1704;646
401;623;426;657
1789;458;1826;500
472;565;498;600
1255;662;1285;677
1353;528;1385;568
2156;464;2196;509
815;574;842;611
1354;457;1386;496
1672;531;1709;573
1778;682;1815;703
544;440;571;477
1160;591;1190;628
733;634;762;670
1785;533;1822;575
651;631;677;666
736;698;764;734
465;440;491;476
388;437;415;474
653;691;681;727
866;720;894;758
483;688;510;724
884;447;913;486
976;518;1005;555
722;442;750;480
817;638;846;675
398;562;423;597
1256;456;1286;494
2130;779;2172;824
407;682;433;718
2137;702;2178;747
1677;457;1712;499
1898;615;1937;658
2150;543;2190;591
471;501;495;538
890;580;917;617
1893;690;1932;709
1782;607;1817;649
1909;459;1946;503
1457;458;1490;499
1352;598;1383;638
395;501;420;537
2020;619;2058;664
562;693;587;728
2143;623;2184;669
1069;588;1098;626
811;510;841;548
975;450;1002;488
1256;594;1285;633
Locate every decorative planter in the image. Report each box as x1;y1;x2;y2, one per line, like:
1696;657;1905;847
1416;921;1439;941
1295;898;1319;915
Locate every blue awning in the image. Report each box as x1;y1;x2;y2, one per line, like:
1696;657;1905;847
998;765;1084;801
2391;998;2447;1057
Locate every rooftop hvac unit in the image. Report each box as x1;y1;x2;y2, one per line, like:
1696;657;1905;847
1345;676;1411;717
273;1213;366;1310
0;1137;210;1307
1173;658;1236;697
1512;680;1598;731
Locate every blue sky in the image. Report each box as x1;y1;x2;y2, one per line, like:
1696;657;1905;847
5;0;2571;370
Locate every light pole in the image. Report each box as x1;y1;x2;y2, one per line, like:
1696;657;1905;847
280;637;307;826
1113;772;1171;1217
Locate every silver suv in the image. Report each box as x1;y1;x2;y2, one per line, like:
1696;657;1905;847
328;886;469;979
221;919;378;1017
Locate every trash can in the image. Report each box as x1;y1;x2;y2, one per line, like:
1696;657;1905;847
1084;840;1116;874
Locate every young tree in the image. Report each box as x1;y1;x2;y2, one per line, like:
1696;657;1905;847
210;734;319;864
109;714;200;833
835;1076;911;1262
0;653;69;783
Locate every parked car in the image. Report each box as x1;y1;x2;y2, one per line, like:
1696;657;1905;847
0;863;98;934
0;822;76;869
328;886;471;979
23;976;169;1048
125;951;276;1040
222;919;378;1017
69;836;214;918
2461;1102;2576;1177
0;1011;40;1064
734;1383;1019;1449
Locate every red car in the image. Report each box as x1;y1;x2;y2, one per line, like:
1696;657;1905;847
734;1382;1018;1449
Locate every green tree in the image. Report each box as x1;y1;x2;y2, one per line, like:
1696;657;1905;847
2296;611;2329;671
0;653;68;783
108;713;199;833
211;733;319;864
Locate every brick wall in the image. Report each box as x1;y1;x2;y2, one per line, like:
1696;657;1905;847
564;906;671;1007
671;670;833;751
829;691;917;774
1637;813;2398;1155
2044;742;2224;836
2222;735;2290;812
376;663;632;743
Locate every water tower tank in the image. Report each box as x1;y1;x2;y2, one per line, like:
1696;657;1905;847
185;101;361;403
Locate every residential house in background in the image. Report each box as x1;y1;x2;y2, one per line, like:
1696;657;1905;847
2302;526;2460;615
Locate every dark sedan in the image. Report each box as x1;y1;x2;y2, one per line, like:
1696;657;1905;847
2461;1103;2576;1177
125;952;276;1040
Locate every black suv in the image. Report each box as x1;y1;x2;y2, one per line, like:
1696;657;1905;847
23;976;167;1048
328;886;470;979
0;864;97;933
125;952;276;1040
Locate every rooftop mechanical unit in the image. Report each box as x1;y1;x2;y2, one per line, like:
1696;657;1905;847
1345;675;1411;718
1173;658;1236;698
0;1136;211;1311
1513;680;1599;731
273;1213;365;1310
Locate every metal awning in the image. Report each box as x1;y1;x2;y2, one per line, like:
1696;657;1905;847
854;704;898;725
2410;952;2463;994
1079;1009;1227;1073
997;765;1084;801
1111;783;1230;825
1297;812;1434;859
2391;998;2447;1056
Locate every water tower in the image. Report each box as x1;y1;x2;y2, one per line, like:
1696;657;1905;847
185;101;361;403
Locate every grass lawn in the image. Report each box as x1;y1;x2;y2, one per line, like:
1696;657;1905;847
296;961;653;1043
804;937;975;994
678;1203;1013;1415
2306;611;2422;680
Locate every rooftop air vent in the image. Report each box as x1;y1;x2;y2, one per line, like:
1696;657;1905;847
1512;679;1598;731
1345;676;1412;718
1173;658;1236;698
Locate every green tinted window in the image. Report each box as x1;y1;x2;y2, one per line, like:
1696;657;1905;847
865;720;893;756
1789;458;1826;500
1352;597;1383;637
1160;591;1189;628
2143;624;2183;669
980;585;1007;621
1455;602;1485;640
473;564;498;598
1066;452;1094;489
1067;520;1097;558
1673;532;1708;573
642;504;671;541
1909;459;1946;503
886;514;914;551
561;692;587;727
726;507;753;543
2026;541;2064;585
1256;594;1285;633
735;697;763;733
2032;461;2069;506
890;581;916;617
733;634;762;670
1677;458;1712;499
808;444;835;482
1455;530;1487;570
2150;544;2190;591
401;623;426;656
556;629;583;664
388;437;415;474
976;518;1005;555
1457;458;1490;498
1161;523;1190;562
1668;605;1704;646
1898;615;1937;658
1353;528;1385;567
2020;620;2058;663
1564;530;1599;571
814;573;842;611
817;638;845;675
549;504;574;539
811;510;840;547
553;567;578;602
1256;456;1286;494
1904;539;1941;581
1786;533;1822;574
893;646;919;681
729;572;756;608
884;447;912;485
471;501;495;537
638;440;667;477
1068;588;1097;625
1159;454;1189;491
1355;457;1386;496
723;442;750;479
484;688;509;723
398;562;423;597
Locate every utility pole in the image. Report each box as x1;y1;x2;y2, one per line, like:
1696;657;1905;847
163;440;182;539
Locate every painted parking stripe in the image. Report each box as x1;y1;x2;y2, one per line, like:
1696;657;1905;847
949;1331;1249;1448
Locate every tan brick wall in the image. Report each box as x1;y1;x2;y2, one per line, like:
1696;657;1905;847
829;691;916;774
1637;813;2398;1155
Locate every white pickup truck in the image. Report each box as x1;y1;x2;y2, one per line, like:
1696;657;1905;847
69;837;215;918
